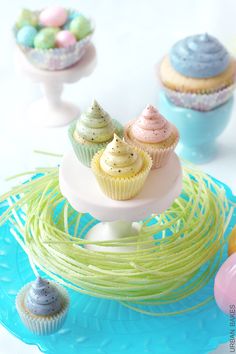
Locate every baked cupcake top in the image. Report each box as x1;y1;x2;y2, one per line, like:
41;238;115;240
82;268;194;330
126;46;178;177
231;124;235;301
75;100;115;143
100;134;143;177
170;33;230;78
130;105;172;144
24;277;62;316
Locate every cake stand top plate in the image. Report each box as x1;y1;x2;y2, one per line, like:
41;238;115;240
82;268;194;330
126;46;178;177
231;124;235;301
59;150;182;221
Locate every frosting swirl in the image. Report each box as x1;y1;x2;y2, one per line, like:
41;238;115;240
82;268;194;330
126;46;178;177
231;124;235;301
25;277;62;316
170;33;230;78
100;134;143;177
76;100;115;143
130;105;172;143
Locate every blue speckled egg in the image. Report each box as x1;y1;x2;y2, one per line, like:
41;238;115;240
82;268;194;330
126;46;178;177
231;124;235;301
63;11;81;30
17;25;38;47
68;11;81;21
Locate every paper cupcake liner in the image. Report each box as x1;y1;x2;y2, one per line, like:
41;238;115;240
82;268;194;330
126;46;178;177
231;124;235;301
68;119;124;167
124;122;179;169
14;9;94;71
162;84;235;111
91;148;152;200
16;282;69;336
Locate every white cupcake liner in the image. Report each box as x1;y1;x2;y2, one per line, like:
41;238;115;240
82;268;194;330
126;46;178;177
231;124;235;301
16;282;69;336
162;84;235;111
14;9;94;71
124;122;179;169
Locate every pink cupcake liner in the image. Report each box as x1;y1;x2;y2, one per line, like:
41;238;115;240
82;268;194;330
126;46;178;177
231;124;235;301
124;122;179;169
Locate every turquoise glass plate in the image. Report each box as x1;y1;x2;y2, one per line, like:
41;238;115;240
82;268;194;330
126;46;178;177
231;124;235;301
0;177;235;354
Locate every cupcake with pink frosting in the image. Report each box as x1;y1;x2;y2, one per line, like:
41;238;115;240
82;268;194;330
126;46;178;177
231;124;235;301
124;105;179;169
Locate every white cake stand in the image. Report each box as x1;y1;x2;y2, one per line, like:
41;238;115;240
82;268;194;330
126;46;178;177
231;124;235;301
59;150;182;252
15;44;97;128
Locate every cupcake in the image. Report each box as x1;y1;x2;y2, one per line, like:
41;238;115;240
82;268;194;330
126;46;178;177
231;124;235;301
16;276;69;335
14;6;93;70
159;33;236;111
91;134;152;200
69;100;123;167
124;104;179;169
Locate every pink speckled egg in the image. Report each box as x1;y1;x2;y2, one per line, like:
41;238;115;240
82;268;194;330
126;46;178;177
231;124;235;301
56;30;76;48
214;253;236;314
39;6;67;27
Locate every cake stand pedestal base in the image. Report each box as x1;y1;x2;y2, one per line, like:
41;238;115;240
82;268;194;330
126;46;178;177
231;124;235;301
85;220;142;252
15;44;97;128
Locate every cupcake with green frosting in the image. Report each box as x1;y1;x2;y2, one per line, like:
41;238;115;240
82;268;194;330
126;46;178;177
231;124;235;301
69;100;123;167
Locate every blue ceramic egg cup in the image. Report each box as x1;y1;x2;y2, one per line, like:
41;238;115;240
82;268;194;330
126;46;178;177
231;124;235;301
159;90;234;164
0;176;236;354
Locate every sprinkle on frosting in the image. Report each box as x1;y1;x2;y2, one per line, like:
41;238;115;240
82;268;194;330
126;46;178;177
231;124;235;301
24;277;62;316
130;105;172;143
170;33;230;78
100;134;143;177
75;100;115;143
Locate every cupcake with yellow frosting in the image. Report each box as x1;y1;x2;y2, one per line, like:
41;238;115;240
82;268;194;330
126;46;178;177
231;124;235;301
69;100;123;167
124;104;179;169
91;134;152;200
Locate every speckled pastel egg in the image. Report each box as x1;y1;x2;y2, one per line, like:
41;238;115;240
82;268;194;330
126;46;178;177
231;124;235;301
63;11;81;30
17;25;37;47
39;6;68;27
228;225;236;256
68;11;81;21
214;253;236;314
34;27;59;49
16;9;38;29
55;30;76;48
69;15;91;40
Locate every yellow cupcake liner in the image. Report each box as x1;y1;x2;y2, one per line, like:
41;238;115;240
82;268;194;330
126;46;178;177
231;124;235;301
91;148;152;200
68;120;123;167
124;123;179;169
16;282;70;336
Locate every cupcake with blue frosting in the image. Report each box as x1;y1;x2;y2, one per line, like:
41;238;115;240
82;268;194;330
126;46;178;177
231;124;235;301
16;276;69;335
159;33;236;110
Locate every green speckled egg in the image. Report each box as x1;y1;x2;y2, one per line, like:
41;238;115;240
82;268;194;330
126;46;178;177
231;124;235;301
16;9;38;29
34;27;59;49
69;15;91;40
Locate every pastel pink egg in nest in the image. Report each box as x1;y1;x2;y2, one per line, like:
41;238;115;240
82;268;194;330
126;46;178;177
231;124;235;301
56;30;77;48
39;6;68;28
214;253;236;314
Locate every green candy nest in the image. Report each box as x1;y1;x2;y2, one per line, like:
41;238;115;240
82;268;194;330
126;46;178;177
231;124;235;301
0;164;234;316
